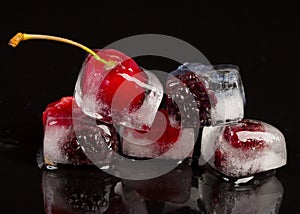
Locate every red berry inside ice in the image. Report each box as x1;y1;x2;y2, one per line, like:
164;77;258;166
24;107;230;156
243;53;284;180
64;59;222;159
42;96;74;127
166;68;218;127
122;109;188;158
81;49;147;118
223;119;265;150
42;97;92;165
144;109;180;152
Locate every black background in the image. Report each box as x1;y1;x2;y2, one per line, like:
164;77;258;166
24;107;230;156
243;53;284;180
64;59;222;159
0;1;299;213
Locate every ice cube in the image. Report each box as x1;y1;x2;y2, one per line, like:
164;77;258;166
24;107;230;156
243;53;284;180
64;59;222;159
75;50;163;131
43;97;119;167
121;109;194;159
198;172;284;213
200;119;287;178
42;168;123;214
166;63;245;128
122;161;192;203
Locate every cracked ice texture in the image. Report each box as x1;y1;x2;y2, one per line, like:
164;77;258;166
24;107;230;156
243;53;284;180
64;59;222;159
74;52;163;131
200;119;287;178
43;109;118;166
166;63;245;128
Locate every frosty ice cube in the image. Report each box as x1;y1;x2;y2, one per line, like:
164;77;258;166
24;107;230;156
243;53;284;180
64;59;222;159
74;49;163;131
166;63;245;128
198;172;284;213
42;168;124;214
200;119;287;178
122;161;192;203
43;97;118;167
121;109;194;159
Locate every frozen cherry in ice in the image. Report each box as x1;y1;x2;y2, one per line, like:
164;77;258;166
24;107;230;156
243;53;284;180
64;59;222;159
9;32;163;131
200;119;287;178
121;109;194;159
80;49;147;116
76;50;163;130
42;96;119;167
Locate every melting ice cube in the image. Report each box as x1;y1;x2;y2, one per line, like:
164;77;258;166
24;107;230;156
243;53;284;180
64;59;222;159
200;119;287;178
166;63;245;128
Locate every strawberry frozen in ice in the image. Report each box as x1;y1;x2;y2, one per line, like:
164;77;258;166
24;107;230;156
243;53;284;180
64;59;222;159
200;119;287;178
9;32;163;131
121;109;194;159
42;96;118;167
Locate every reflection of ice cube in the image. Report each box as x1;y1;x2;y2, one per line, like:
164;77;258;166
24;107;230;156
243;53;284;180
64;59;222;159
122;162;192;203
198;172;284;214
75;64;163;131
200;119;287;178
42;169;122;214
166;63;245;128
43;114;118;167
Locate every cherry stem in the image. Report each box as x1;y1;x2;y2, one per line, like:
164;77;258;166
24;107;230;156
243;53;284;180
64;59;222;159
8;33;116;68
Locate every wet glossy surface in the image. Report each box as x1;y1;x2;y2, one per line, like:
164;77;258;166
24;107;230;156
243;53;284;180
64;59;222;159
1;2;299;213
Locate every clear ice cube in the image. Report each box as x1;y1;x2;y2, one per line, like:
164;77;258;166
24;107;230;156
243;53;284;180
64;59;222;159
122;161;192;203
75;53;164;131
120;110;194;159
199;119;287;178
166;63;245;127
43;111;118;167
198;172;284;213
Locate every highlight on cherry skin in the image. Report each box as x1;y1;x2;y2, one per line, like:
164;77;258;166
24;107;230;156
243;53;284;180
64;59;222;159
9;32;163;131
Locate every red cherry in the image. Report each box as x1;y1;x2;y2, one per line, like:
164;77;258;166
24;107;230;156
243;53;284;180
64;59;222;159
81;49;147;122
8;33;147;123
128;109;181;154
223;119;265;150
42;96;75;127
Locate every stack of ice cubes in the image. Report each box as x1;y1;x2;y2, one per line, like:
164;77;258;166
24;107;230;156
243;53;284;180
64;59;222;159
42;59;287;181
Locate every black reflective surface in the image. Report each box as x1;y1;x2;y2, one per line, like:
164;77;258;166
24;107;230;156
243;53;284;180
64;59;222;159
0;1;299;213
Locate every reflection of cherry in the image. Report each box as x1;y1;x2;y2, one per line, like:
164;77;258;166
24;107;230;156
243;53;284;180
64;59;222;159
9;33;147;123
